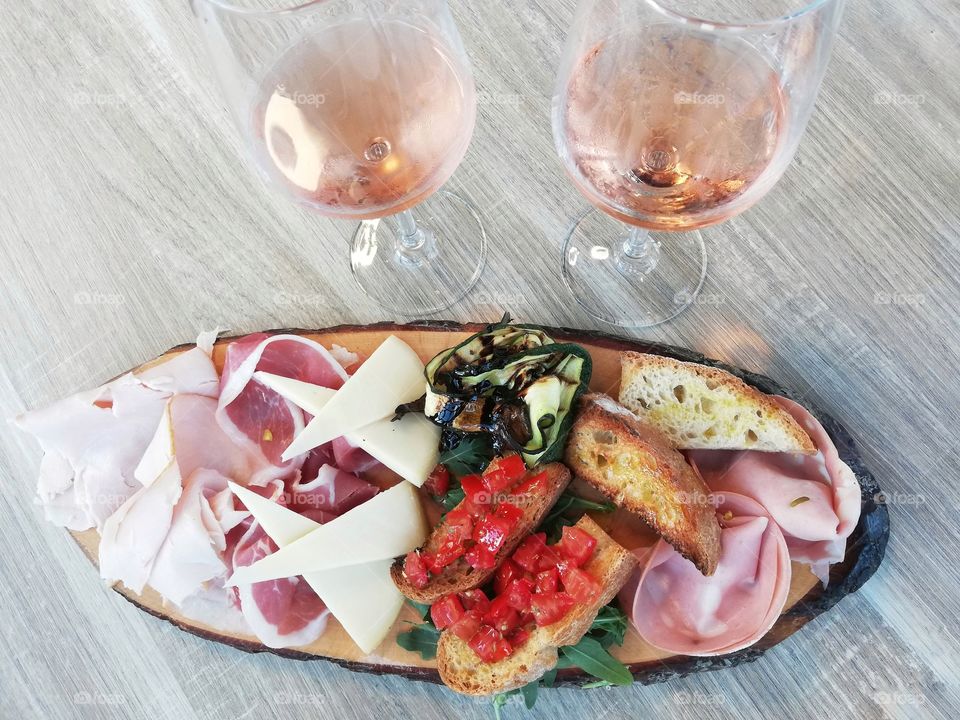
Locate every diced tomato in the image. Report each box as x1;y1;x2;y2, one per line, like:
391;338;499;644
561;566;602;604
503;578;534;611
481;468;514;496
494;558;522;596
468;626;513;663
423;464;451;496
460;474;490;505
506;627;531;648
511;471;548;497
536;544;564;572
403;551;429;589
465;544;498;570
519;610;536;627
432;536;466;570
530;591;575;626
421;551;446;574
472;514;512;555
534;567;560;593
493;502;524;531
488;454;527;484
449;609;482;642
482;594;522;634
459;589;491;613
557;525;598;567
512;532;547;573
430;594;465;630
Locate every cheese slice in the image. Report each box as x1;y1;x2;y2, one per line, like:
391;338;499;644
281;336;426;460
227;481;426;584
228;482;405;654
255;372;440;487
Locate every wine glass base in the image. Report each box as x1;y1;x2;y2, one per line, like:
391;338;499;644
350;190;487;317
561;208;707;328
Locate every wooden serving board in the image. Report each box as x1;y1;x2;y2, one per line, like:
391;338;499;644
68;321;889;687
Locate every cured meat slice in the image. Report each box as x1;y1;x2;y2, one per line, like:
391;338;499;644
621;492;790;656
230;482;330;648
689;396;861;584
216;334;349;476
99;461;184;593
331;435;381;474
15;341;218;530
287;464;379;518
148;469;233;605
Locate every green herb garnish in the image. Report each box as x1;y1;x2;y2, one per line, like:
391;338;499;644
538;491;617;542
559;636;633;687
395;623;441;660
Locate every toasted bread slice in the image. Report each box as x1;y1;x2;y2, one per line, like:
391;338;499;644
565;394;721;575
619;351;816;454
391;463;571;603
436;515;638;696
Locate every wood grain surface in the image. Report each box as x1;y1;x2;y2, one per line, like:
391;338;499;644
0;0;958;719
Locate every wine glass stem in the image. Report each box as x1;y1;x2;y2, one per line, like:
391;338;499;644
619;227;660;275
397;210;424;251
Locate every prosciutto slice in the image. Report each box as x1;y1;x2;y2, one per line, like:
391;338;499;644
621;492;790;656
14;342;218;530
229;482;330;648
287;464;380;520
216;334;349;481
689;396;861;584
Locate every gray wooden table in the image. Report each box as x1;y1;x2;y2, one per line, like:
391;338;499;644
1;0;958;718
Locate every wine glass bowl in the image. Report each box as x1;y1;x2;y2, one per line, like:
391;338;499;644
193;0;486;314
553;0;845;326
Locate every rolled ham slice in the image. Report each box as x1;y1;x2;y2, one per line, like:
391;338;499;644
690;396;861;584
621;492;790;656
216;334;349;483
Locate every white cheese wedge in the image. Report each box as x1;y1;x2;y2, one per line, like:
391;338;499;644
280;336;426;460
254;372;440;487
228;482;405;654
227;481;426;584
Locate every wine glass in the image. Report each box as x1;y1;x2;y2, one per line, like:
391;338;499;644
553;0;845;327
192;0;485;315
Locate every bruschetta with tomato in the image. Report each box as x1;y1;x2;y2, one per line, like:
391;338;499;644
392;456;571;604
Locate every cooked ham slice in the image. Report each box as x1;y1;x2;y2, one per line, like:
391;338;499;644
621;492;790;656
15;342;218;530
216;334;349;481
148;469;233;605
689;396;861;584
99;461;184;593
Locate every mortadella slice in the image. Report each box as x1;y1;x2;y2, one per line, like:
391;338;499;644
689;396;860;584
620;492;790;656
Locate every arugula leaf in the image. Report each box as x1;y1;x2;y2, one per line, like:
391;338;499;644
540;669;558;688
395;623;441;660
588;605;628;649
438;481;466;513
580;680;614;689
559;637;633;686
440;435;494;477
520;680;538;709
406;599;432;622
538;491;617;542
491;689;519;720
